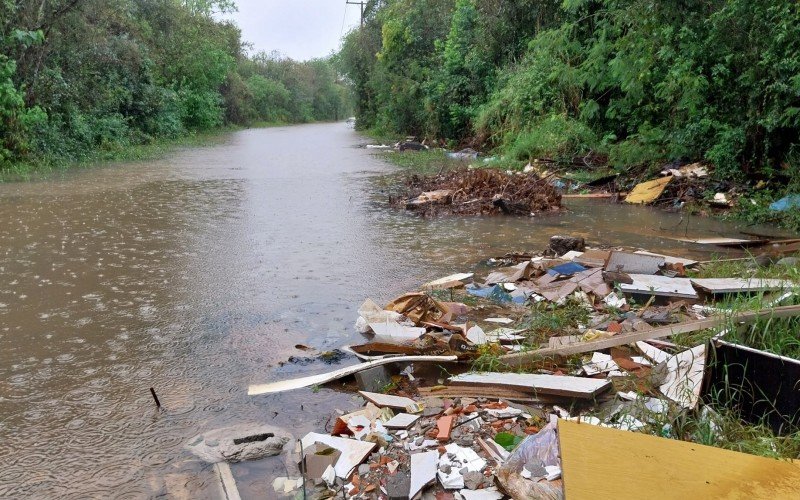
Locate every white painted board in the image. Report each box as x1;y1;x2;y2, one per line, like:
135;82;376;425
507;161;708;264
448;372;611;399
619;274;698;299
247;355;458;395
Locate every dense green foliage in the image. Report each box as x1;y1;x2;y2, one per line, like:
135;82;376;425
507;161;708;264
339;0;800;179
0;0;350;170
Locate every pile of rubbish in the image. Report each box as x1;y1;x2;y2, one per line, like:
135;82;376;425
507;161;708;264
239;234;800;499
399;168;562;217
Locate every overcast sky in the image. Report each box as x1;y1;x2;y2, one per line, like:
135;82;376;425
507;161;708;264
222;1;363;61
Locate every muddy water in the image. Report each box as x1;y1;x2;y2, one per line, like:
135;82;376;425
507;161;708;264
0;122;789;498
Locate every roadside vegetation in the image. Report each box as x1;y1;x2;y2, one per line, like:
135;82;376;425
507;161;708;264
339;0;800;228
0;0;351;177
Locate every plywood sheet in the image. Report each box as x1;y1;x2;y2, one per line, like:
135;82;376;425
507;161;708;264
448;372;611;399
624;176;672;204
619;274;698;299
557;419;800;499
691;278;791;294
606;251;664;274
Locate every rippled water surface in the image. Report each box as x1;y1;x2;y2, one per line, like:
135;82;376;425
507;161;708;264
0;123;789;498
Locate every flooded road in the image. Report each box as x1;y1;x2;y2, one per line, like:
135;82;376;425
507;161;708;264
0;122;788;498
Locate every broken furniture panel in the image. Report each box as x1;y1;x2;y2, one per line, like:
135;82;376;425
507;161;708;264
705;340;800;435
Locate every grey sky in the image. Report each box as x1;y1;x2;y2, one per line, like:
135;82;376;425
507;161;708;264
222;1;362;61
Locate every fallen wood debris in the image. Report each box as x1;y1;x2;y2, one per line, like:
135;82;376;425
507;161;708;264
398;168;562;216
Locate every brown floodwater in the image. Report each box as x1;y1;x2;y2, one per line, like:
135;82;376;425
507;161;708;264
0;122;792;498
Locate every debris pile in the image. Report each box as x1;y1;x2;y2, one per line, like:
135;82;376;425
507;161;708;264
399;168;562;216
244;234;800;498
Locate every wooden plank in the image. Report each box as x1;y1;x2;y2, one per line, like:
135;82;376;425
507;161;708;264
634;250;698;267
557;419;800;500
500;304;800;367
300;432;376;479
247;355;458;395
619;274;698;299
448;372;612;399
670;236;770;247
422;273;474;290
606;251;664;274
625;176;672;204
214;463;242;500
358;391;416;409
690;277;792;294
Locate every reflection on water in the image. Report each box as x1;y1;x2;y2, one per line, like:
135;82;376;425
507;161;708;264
0;123;790;497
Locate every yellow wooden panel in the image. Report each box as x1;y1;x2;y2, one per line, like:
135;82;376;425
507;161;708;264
624;175;672;204
558;419;800;499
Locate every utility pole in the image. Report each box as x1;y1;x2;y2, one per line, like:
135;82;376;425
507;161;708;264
346;0;365;27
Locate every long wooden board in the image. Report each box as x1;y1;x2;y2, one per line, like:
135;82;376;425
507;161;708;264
247;355;458;395
558;419;800;499
690;277;792;294
500;304;800;367
448;372;611;399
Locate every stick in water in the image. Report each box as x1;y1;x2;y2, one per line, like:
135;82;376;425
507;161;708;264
150;387;161;408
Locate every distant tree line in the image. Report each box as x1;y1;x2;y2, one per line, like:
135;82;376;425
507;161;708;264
338;0;800;179
0;0;351;168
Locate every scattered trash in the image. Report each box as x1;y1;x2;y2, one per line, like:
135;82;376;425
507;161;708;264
246;234;800;498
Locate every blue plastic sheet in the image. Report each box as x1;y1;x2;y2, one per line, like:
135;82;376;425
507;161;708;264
547;262;587;277
770;195;800;212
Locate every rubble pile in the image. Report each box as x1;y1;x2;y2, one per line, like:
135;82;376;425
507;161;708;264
247;233;800;499
400;169;562;216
